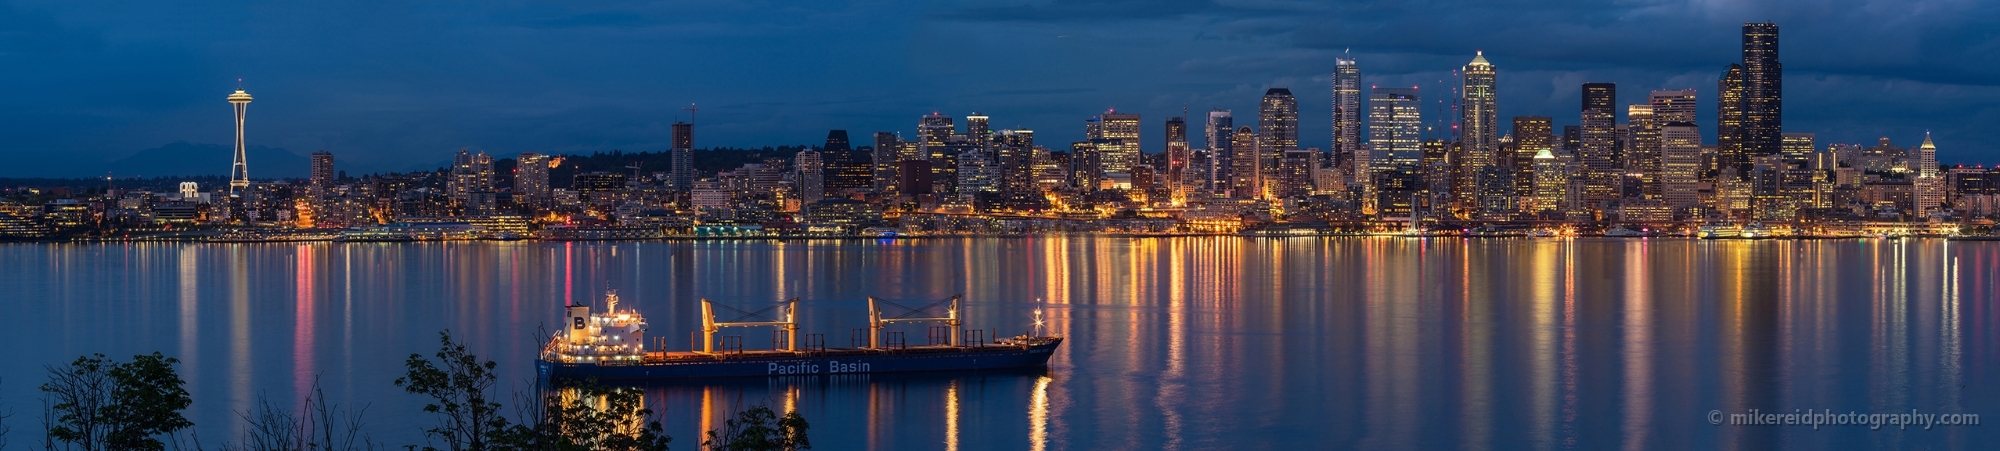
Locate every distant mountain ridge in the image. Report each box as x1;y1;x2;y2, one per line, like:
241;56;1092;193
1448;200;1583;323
103;141;311;179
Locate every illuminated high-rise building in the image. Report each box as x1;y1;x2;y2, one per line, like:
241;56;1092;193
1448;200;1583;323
515;152;551;207
1627;105;1658;198
993;129;1039;207
1331;58;1362;175
1916;132;1942;216
1259;89;1298;181
966;113;991;150
918;113;955;160
1741;23;1783;160
1099;111;1141;175
1718;64;1746;176
1369;87;1421;167
1781;132;1815;166
1511;116;1552;197
1532;149;1567;213
1460;52;1499;166
227;87;253;196
309;150;334;188
1229;126;1260;199
872;132;903;194
670;121;694;191
1164;116;1189;197
1651;89;1698;124
1660;122;1702;208
795;149;824;203
1206;109;1233;192
1579;82;1618;206
822;130;873;195
1460;51;1499;207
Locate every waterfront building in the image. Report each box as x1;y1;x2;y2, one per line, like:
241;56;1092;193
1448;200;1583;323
1332;58;1362;175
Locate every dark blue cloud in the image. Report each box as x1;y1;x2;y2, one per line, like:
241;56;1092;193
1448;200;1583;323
2;0;1997;178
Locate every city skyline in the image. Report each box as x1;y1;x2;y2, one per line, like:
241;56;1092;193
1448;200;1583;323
1;2;1996;177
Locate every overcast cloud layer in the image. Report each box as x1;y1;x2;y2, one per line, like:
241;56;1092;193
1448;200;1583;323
2;0;1997;177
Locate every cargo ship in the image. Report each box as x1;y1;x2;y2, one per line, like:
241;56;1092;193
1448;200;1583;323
536;292;1062;381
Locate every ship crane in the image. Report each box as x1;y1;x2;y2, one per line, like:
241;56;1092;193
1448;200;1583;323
866;295;963;349
700;298;800;354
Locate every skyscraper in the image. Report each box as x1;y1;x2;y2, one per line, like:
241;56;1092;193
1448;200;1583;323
795;149;824;203
1206;109;1233;152
1229;126;1260;199
918;113;955;161
1718;64;1746;175
1460;51;1499;207
1207;109;1233;193
227;87;253;196
1332;58;1362;175
993;129;1038;207
1511;116;1552;198
1258;89;1298;181
1579;82;1618;206
1627;104;1658;198
515;152;551;207
310;151;334;188
966;113;991;150
872;132;902;193
1660;122;1702;208
1369;87;1421;167
1099;111;1141;175
1651;89;1697;124
1915;132;1942;216
670;121;694;191
1741;22;1783;160
822;130;872;195
1532;149;1567;213
1164;117;1189;198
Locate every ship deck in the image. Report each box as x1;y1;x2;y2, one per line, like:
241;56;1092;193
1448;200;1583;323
641;343;1033;364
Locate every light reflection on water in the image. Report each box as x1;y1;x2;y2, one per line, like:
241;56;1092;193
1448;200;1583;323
0;238;1994;450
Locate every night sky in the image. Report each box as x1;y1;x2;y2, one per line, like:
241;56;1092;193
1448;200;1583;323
3;0;1996;177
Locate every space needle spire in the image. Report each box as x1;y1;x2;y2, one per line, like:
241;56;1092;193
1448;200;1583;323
227;80;253;196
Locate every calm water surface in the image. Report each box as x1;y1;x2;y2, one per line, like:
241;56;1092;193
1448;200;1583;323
1;238;1994;450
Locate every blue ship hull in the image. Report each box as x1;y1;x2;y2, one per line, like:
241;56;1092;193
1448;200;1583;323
538;339;1062;381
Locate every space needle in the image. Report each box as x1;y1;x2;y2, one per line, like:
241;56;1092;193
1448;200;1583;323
228;83;253;196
